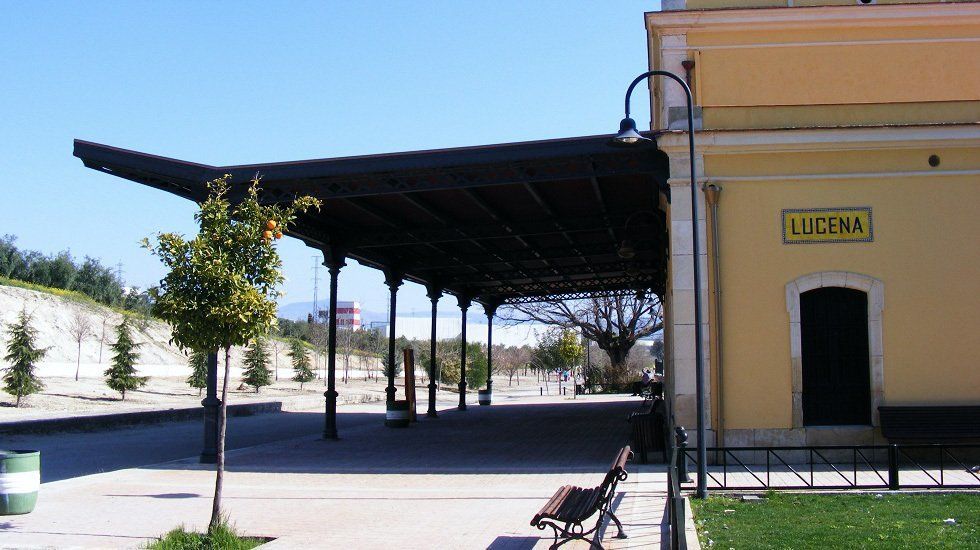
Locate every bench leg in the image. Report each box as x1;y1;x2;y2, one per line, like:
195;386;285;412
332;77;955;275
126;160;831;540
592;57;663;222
606;510;628;539
596;495;628;540
553;532;604;550
536;520;605;550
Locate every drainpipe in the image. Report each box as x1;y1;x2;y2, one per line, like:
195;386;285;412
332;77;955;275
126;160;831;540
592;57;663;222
703;184;724;449
681;60;695;90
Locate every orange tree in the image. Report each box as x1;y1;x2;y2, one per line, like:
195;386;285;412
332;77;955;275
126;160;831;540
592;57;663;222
144;175;318;531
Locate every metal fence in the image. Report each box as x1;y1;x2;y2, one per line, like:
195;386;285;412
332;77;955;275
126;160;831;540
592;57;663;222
666;439;688;550
678;443;980;491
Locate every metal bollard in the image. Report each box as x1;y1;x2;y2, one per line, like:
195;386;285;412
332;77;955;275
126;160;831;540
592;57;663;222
540;387;543;396
888;444;900;490
675;426;692;483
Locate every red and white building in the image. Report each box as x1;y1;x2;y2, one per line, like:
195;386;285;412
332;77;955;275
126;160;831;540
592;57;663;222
318;301;361;330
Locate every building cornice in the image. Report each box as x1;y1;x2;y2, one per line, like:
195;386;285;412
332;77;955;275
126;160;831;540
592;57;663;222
646;3;980;34
656;124;980;154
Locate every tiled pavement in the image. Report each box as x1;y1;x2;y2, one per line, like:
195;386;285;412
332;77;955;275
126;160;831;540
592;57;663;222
0;394;668;549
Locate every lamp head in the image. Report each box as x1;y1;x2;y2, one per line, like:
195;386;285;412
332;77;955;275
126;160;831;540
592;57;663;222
617;239;636;259
611;117;650;147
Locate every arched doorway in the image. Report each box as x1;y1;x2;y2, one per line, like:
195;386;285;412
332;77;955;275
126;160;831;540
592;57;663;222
800;287;871;425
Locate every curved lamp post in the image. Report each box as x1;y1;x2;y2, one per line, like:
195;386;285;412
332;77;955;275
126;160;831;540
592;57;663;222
613;70;708;499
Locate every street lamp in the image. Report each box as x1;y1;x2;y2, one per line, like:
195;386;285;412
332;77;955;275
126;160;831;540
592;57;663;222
612;70;708;499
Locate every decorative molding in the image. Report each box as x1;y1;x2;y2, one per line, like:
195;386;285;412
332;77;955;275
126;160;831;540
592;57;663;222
660;36;980;52
703;169;980;183
656;124;980;154
646;3;980;33
786;271;884;428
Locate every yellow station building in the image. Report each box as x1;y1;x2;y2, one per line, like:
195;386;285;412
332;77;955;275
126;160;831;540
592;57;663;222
650;0;980;448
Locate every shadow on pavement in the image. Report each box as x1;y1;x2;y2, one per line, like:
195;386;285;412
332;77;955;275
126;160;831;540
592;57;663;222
141;399;638;476
487;535;539;549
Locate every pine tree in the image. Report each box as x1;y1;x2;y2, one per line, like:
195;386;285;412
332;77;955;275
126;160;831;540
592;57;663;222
289;339;314;389
2;310;46;407
242;337;272;393
187;349;208;396
104;317;148;400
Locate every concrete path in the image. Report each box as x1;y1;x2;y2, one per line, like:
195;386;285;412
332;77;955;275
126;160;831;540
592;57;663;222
4;392;461;482
1;394;667;549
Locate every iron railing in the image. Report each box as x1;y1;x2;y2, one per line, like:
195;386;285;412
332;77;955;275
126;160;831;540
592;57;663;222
678;444;980;491
666;428;689;550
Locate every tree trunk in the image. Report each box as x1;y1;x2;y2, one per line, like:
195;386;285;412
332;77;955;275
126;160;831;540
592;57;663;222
98;319;106;363
75;341;82;381
209;346;232;532
601;344;633;386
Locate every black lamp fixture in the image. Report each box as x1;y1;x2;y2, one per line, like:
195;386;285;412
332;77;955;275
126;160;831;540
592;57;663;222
611;69;708;500
617;239;636;259
617;210;657;260
612;117;651;146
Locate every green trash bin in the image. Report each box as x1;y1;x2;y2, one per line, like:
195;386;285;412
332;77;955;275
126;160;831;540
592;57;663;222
1;450;40;515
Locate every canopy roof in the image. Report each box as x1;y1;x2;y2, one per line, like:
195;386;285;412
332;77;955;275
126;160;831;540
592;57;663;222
74;133;669;306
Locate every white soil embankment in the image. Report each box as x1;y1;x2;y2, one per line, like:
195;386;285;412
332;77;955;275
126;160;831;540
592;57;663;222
0;285;394;419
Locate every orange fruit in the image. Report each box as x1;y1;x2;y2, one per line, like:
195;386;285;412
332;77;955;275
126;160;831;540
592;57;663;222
266;220;277;230
263;230;273;240
274;231;283;239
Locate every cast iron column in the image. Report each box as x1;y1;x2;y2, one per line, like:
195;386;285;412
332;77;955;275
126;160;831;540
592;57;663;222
384;270;402;404
484;302;498;394
457;294;471;410
323;248;345;440
200;351;219;463
426;283;442;418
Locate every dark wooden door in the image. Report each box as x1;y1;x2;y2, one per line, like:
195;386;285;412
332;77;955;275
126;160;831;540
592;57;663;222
801;287;871;425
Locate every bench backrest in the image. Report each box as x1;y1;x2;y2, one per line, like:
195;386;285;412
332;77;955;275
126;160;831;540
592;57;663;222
599;445;632;496
879;405;980;440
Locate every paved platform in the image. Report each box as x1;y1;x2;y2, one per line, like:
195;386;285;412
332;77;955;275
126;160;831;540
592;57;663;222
0;394;668;549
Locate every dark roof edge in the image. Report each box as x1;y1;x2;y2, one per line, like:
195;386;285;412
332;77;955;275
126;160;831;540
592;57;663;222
73;132;660;182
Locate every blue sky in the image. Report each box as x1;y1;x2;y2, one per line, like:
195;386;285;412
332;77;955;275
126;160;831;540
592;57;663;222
1;1;657;319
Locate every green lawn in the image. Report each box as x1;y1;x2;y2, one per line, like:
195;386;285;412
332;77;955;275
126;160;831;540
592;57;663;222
691;492;979;549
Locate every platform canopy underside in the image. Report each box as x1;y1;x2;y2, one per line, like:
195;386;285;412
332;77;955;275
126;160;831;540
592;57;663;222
74;133;669;306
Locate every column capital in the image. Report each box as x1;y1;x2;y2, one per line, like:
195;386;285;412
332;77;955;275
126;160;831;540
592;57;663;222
384;268;403;290
456;293;471;311
321;246;347;271
482;300;501;319
425;282;443;301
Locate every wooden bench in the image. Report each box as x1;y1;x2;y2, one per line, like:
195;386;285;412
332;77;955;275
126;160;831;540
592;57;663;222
639;381;663;401
879;405;980;442
628;398;668;464
531;446;632;549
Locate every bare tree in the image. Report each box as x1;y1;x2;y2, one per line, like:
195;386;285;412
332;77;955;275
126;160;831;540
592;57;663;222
97;313;110;364
498;345;530;386
339;327;354;383
308;322;328;384
68;310;94;381
501;293;663;384
269;337;282;381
